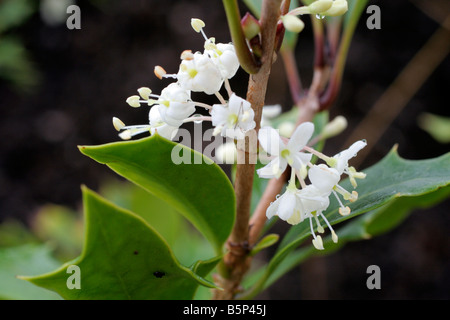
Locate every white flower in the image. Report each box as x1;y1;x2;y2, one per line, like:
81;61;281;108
328;139;367;187
156;83;196;127
113;104;180;141
308;164;340;193
267;183;337;250
211;93;255;140
308;163;355;216
266;186;303;224
257;122;314;179
298;184;330;217
204;40;240;79
148;105;179;140
177;52;223;95
298;185;338;250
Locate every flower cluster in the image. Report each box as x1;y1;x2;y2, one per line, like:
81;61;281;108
113;19;255;142
257;122;367;250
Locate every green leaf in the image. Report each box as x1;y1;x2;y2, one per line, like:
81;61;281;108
21;187;218;300
0;244;62;300
78;134;235;254
99;179;215;267
250;234;279;256
242;148;450;298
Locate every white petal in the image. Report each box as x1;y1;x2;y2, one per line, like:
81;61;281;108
287;122;314;152
333;139;367;172
211;104;229;127
277;191;296;221
266;197;281;219
257;157;280;179
258;126;284;156
298;185;330;214
308;164;340;193
291;152;313;170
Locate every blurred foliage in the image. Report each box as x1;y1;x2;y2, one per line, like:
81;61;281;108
0;0;40;91
418;112;450;144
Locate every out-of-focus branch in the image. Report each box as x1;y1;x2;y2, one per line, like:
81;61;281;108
344;14;450;168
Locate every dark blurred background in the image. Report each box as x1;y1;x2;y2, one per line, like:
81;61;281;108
0;0;448;299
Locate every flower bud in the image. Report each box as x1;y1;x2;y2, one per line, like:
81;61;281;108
309;0;333;14
281;15;305;33
154;66;167;80
241;12;261;40
279;121;295;138
322;0;348;16
321;115;348;139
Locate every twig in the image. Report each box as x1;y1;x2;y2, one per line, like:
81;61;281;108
344;15;450;168
213;0;283;300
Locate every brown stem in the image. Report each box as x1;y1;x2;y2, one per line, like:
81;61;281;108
213;0;283;300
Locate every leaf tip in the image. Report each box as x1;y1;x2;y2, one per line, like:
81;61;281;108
391;144;399;154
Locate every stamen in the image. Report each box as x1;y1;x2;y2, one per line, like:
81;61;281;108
154;66;167;79
334;184;358;202
137;87;152;100
126;95;141;108
118;126;151;140
119;130;132;140
309;216;325;249
314;214;324;233
180;50;194;60
309;216;317;240
191;18;205;33
332;190;351;216
319;212;338;243
112;117;125;131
